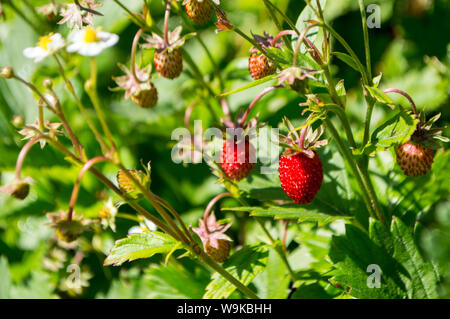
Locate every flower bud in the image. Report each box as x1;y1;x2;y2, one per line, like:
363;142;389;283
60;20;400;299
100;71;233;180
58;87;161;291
11;114;25;128
1;66;14;79
43;78;53;89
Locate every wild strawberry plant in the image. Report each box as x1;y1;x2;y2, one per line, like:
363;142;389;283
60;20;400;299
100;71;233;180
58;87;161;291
0;0;449;299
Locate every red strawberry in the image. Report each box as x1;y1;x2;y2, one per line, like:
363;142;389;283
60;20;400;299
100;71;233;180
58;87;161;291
220;139;255;181
395;141;434;177
131;83;158;108
249;53;276;80
278;151;323;204
183;0;214;25
154;48;183;79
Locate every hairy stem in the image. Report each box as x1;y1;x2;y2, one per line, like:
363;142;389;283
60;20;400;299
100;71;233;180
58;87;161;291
53;55;109;153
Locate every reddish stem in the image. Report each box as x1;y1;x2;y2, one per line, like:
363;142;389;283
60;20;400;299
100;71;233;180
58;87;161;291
383;88;418;116
240;85;282;126
15;135;45;180
220;99;232;122
203;192;234;233
67;156;110;222
184;102;198;129
130;28;146;84
282;220;289;251
163;0;173;47
272;30;297;47
298;125;308;150
293;22;320;66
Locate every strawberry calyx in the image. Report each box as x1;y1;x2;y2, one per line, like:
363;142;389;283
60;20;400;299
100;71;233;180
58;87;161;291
409;112;449;150
280;117;328;158
142;26;195;54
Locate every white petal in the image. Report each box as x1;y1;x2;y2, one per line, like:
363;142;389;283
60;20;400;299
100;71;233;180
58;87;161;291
66;42;82;53
23;47;49;62
78;43;103;56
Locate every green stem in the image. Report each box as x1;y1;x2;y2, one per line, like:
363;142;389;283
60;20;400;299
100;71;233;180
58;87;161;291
253;216;297;280
362;95;376;147
53;55;109;153
198;251;260;299
116;163;190;245
196;35;225;92
116;213;142;223
320;23;369;85
232;194;297;281
324;118;376;220
262;0;299;33
86;58;117;153
112;0;147;28
358;0;372;82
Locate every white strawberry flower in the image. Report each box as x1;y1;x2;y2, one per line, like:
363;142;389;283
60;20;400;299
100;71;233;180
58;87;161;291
23;33;65;62
66;27;118;56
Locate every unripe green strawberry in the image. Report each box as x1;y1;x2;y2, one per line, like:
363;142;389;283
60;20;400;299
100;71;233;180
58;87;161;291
192;212;232;263
279;151;323;204
154;48;183;79
249;53;276;80
395;141;434;177
183;0;214;25
117;169;150;199
206;239;230;263
47;211;88;243
131;83;158;108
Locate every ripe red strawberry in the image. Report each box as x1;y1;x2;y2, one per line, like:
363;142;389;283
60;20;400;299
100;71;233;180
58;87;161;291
278;151;323;204
154;48;183;79
249;53;276;80
131;83;158;108
220;139;255;181
206;239;231;263
183;0;214;25
395;141;434;177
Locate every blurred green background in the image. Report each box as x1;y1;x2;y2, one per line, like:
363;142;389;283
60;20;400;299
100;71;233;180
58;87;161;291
0;0;449;298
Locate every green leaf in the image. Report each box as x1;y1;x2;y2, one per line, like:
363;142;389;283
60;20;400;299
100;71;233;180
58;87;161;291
203;243;269;299
333;52;360;72
329;224;407;299
364;86;396;109
391;217;439;299
217;74;278;97
335;80;346;107
253;248;290;298
145;263;210;299
104;231;181;266
225;206;351;224
295;1;327;54
359;110;418;155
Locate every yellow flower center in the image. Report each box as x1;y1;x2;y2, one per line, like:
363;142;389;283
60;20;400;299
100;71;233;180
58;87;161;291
37;33;54;51
84;27;100;43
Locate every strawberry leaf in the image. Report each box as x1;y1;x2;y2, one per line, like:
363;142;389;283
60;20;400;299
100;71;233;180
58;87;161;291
203;243;269;299
104;231;181;266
